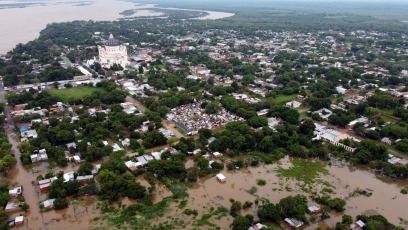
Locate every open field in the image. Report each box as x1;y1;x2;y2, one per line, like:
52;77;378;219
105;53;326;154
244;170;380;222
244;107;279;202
45;86;106;102
275;95;296;104
380;109;394;115
378;115;398;123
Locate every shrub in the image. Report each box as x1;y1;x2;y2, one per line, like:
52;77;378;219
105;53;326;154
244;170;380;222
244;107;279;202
257;179;266;186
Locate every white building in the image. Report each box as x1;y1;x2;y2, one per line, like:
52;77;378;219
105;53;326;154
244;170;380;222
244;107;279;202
98;34;129;68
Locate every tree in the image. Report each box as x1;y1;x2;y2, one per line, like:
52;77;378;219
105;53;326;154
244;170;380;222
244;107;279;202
124;182;146;199
53;198;69;210
205;102;221;114
396;139;408;152
248;116;268;128
279;195;308;221
197;157;209;169
77;162;94;176
231;215;250;230
299;119;315;135
258;203;281;222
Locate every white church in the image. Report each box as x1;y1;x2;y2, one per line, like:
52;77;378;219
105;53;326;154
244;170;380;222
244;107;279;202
98;34;129;69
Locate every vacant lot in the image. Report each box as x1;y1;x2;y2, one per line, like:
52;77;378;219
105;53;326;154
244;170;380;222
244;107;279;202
46;86;106;102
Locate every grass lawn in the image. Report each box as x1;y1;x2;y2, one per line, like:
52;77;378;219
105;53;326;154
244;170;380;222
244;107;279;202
275;95;296;103
385;145;405;156
380;109;394;115
378;115;398;123
46;86;106;102
300;111;309;117
176;127;187;135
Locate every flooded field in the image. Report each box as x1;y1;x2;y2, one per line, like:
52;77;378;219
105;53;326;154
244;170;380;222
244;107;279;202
4;125;408;230
153;156;408;229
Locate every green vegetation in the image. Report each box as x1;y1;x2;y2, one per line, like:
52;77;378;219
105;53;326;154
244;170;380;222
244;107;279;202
276;159;329;184
45;86;107;102
257;179;266;186
275;95;296;104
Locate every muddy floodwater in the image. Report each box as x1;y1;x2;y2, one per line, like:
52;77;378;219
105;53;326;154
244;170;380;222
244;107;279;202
154;157;408;230
5;129;408;230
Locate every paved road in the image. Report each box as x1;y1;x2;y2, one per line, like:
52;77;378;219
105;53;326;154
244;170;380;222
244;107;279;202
162;120;184;138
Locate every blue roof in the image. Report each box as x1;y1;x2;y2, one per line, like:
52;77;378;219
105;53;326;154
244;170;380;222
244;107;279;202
20;127;28;132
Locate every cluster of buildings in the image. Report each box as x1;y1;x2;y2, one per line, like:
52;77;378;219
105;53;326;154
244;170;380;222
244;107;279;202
166;101;244;132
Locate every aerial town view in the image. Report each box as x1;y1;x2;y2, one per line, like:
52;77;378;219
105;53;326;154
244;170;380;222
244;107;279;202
0;0;408;229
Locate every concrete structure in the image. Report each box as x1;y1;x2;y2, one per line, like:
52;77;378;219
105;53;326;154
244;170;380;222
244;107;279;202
98;34;129;68
216;173;226;182
314;123;356;152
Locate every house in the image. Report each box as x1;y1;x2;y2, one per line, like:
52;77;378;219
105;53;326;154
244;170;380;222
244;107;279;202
39;183;51;192
248;223;267;230
351;220;365;230
213;152;222;158
346;117;368;129
73;155;81;164
63;171;75;182
216;173;226;182
21;129;38;139
15;216;24;226
5;202;24;212
43;199;56;209
77;175;94;184
285;218;304;229
307;206;320;214
286;100;302;108
9;186;22;198
381;137;392;145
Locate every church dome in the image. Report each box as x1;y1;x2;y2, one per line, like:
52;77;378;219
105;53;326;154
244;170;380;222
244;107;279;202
106;34;119;46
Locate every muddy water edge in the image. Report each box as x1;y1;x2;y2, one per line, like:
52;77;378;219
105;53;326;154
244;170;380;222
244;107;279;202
152;156;408;230
4;135;408;230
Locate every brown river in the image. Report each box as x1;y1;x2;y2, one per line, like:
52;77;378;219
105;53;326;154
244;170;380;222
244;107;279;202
0;0;234;54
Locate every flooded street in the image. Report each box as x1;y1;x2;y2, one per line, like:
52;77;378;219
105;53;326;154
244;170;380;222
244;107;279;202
5;131;104;229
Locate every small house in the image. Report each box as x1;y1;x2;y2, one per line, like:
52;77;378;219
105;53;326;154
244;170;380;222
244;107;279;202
73;155;81;163
351;220;365;230
216;173;226;182
77;175;93;184
9;186;22;198
43;199;55;209
285;218;304;229
39;183;50;192
5;202;24;212
213;152;222;158
249;223;268;230
15;216;24;226
307;206;320;214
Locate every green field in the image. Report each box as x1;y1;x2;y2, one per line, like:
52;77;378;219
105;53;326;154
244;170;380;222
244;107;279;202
275;95;296;103
46;86;106;102
378;115;398;123
380;109;394;115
